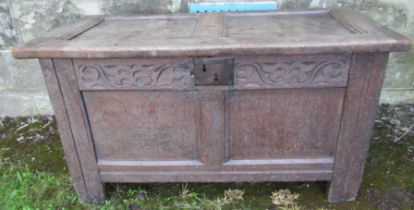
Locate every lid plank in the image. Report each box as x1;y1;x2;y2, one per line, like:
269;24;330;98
13;9;411;59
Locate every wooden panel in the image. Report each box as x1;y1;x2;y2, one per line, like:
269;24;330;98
98;158;333;172
53;59;104;202
194;13;224;38
235;54;351;89
223;12;354;38
73;59;193;90
226;88;344;160
222;158;333;171
56;17;104;40
74;54;350;91
38;59;88;201
74;16;199;41
100;169;332;183
12;10;411;59
196;89;226;166
83;91;198;161
328;53;389;202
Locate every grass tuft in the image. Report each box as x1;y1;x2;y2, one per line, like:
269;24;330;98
271;189;303;210
0;163;78;210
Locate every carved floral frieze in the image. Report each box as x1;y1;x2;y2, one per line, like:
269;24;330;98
75;61;193;90
74;55;350;90
235;55;350;88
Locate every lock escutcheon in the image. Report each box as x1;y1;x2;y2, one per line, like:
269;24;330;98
193;57;234;86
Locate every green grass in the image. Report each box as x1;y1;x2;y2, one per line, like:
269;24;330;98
0;163;78;210
0;104;413;209
0;163;246;210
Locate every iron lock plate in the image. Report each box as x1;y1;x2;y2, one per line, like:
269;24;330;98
193;57;234;86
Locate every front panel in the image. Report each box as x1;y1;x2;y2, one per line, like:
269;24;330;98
83;91;198;161
226;88;344;160
74;54;350;178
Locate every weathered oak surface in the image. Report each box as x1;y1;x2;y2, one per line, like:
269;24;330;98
227;89;344;160
38;59;89;201
84;91;198;161
53;59;104;202
12;9;411;203
328;53;390;202
13;9;410;59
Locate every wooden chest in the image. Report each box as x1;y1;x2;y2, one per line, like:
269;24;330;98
13;9;411;203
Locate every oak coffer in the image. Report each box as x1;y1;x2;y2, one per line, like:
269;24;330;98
13;9;411;203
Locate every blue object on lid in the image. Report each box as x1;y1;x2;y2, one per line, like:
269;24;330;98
188;1;278;13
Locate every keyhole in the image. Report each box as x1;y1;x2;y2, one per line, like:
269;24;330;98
214;73;219;82
202;64;207;72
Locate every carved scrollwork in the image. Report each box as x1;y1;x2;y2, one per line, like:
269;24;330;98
76;61;193;90
235;56;350;88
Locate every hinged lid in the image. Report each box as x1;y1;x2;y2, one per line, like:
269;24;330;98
13;9;411;59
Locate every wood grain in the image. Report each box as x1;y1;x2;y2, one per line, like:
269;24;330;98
38;59;88;202
57;17;104;40
194;13;224;38
100;169;332;183
53;59;104;202
98;158;333;172
74;58;194;90
197;89;226;166
328;53;390;202
235;54;350;89
83;91;198;161
226;88;344;160
73;54;350;91
12;9;411;59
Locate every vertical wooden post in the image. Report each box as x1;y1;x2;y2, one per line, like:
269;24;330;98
328;53;389;202
39;59;89;201
53;59;104;202
196;88;226;167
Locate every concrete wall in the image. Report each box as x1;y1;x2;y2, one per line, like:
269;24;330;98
0;0;413;116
